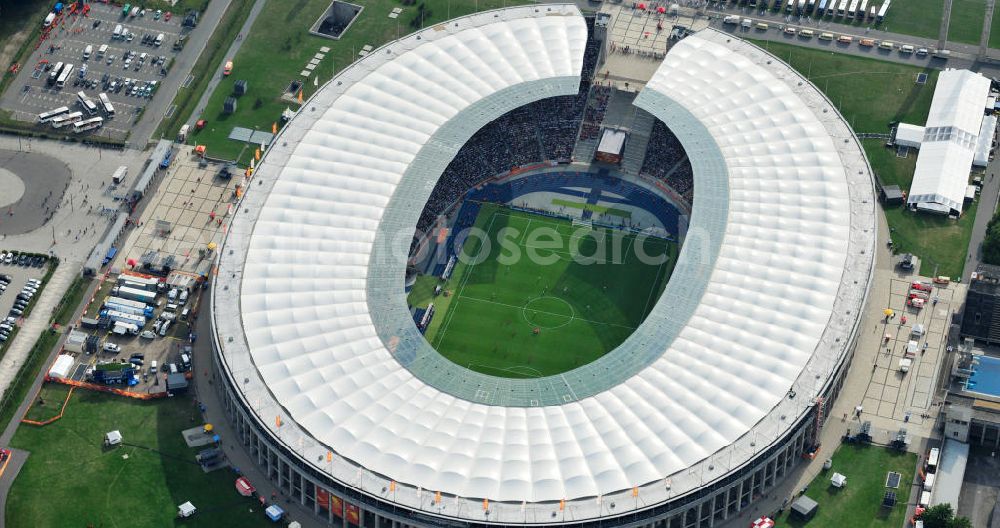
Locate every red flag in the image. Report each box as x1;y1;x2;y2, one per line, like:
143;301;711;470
346;503;360;525
331;495;344;518
317;487;330;511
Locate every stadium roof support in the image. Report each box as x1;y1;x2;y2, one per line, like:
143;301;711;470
211;11;875;523
907;69;991;215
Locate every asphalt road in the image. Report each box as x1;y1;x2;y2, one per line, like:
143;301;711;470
127;0;233;148
702;4;1000;77
964;143;1000;281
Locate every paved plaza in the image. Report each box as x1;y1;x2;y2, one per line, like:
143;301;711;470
116;146;239;276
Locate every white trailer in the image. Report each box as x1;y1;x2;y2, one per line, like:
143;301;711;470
114;285;157;303
101;309;146;327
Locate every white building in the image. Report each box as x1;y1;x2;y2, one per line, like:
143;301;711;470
906;69;991;215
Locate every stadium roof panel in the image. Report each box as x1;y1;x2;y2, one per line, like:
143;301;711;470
212;7;875;522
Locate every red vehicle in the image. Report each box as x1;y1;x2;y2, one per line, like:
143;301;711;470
165;11;172;21
908;297;925;309
235;476;255;497
909;290;930;300
911;281;932;292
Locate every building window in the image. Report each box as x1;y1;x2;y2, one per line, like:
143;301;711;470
976;313;982;324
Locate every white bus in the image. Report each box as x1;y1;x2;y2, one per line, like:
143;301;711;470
56;63;74;88
51;111;84;129
847;0;860;17
98;92;115;116
37;106;70;124
72;116;104;133
47;61;64;85
836;0;849;16
77;91;99;116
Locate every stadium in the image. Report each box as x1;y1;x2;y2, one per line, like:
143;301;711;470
210;4;877;528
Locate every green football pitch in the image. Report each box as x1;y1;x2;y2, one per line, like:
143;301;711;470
416;204;677;378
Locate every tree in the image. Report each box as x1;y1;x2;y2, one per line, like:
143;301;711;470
921;504;954;528
981;214;1000;265
919;504;973;528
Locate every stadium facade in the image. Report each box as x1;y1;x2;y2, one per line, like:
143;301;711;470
210;5;877;528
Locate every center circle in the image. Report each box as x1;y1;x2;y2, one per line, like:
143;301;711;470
522;296;575;329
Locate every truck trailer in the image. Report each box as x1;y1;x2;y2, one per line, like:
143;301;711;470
100;309;147;327
114;285;157;303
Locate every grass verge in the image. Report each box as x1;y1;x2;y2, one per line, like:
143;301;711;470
51;276;93;327
0;329;61;432
947;0;987;46
153;0;256;141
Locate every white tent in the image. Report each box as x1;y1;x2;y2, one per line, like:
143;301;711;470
895;123;925;148
177;501;196;518
831;472;847;488
907;69;991;215
48;355;75;379
973;114;997;167
104;430;122;446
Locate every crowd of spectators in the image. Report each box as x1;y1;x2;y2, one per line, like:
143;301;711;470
579;85;611;141
415;20;603;234
640;120;694;203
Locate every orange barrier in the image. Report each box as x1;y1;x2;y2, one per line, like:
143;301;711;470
46;376;167;400
21;386;75;426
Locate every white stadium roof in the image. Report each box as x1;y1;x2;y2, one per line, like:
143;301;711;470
212;7;875;523
907;69;990;214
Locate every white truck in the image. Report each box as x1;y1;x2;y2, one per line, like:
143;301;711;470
898;357;912;372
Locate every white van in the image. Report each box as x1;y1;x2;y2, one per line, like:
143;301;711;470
179;289;189;303
155;33;164;46
169;363;178;374
150;360;158;374
83;45;93;60
159;320;171;336
113;24;123;39
900;45;915;54
97;44;108;57
164;303;178;313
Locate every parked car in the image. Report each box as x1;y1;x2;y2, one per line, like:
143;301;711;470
102;342;121;353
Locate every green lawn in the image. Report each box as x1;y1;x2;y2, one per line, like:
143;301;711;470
947;0;987;45
21;383;73;423
885;199;978;278
992;0;1000;48
7;390;274;528
417;204;676;378
775;444;917;528
863;139;918;189
751;41;938;133
876;0;945;39
190;0;532;164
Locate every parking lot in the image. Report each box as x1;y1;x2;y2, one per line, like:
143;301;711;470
0;251;50;347
1;3;190;140
57;270;203;395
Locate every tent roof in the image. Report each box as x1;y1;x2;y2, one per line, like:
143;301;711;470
211;17;875;521
907;70;991;213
